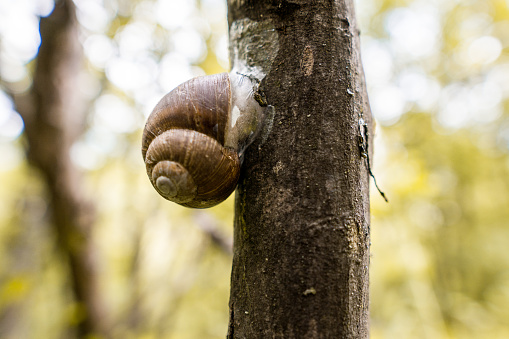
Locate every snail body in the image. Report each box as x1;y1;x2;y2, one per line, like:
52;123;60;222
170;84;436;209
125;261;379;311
142;72;264;208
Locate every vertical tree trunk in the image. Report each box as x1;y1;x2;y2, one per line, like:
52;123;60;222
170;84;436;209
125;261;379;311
15;0;110;337
227;1;372;338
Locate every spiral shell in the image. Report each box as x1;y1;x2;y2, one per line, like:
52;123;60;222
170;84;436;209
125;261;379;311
142;73;250;208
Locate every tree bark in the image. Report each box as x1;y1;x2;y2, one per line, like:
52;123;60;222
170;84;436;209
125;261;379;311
227;1;372;338
15;0;110;337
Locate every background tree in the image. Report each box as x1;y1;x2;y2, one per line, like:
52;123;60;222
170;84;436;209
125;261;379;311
10;0;110;337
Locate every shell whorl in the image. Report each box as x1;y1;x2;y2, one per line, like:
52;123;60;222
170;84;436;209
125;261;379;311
142;73;241;208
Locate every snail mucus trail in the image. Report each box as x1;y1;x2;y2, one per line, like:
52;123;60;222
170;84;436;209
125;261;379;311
141;72;266;208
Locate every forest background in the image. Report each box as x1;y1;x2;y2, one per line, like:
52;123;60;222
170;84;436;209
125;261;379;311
0;0;509;338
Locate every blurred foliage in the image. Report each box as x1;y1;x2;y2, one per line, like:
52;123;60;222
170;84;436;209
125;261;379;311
370;114;509;338
1;0;509;338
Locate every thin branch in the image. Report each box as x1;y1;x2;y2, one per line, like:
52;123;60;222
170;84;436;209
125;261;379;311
193;212;233;255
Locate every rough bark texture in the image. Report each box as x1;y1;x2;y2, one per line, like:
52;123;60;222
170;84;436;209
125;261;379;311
227;1;372;338
15;0;110;337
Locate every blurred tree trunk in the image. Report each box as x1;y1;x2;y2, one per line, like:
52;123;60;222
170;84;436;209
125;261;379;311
227;1;372;338
14;0;110;337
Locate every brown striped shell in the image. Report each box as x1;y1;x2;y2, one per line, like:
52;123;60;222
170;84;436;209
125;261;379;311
142;73;241;208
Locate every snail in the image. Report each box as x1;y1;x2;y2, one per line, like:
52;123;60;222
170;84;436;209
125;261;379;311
142;72;265;208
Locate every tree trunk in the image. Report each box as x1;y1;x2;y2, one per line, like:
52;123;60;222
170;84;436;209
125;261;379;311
227;1;372;338
15;0;110;337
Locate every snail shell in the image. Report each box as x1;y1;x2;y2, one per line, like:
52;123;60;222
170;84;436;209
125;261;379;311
142;72;263;208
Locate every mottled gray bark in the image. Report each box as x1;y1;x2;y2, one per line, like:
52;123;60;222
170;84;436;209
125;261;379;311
227;1;372;338
14;0;110;337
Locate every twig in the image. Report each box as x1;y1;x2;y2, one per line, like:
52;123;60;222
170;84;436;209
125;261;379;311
358;119;388;202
